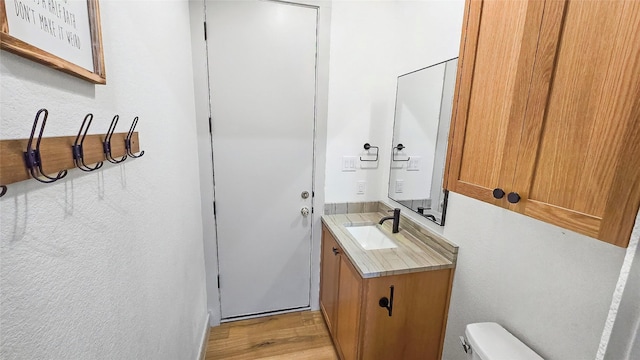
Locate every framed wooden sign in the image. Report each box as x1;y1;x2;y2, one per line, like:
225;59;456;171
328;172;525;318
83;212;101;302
0;0;106;84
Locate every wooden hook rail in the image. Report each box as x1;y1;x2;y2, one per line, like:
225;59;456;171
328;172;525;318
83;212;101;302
0;132;139;186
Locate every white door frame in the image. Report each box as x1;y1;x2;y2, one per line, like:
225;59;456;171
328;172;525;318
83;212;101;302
210;0;317;320
188;0;331;326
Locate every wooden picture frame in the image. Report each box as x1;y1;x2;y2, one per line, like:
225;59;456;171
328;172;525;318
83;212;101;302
0;0;106;84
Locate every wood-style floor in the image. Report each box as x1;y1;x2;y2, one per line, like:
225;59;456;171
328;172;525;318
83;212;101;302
205;311;339;360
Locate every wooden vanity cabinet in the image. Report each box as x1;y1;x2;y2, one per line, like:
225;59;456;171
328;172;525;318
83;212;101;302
445;0;640;247
335;255;363;360
359;270;452;360
320;226;342;333
320;225;453;360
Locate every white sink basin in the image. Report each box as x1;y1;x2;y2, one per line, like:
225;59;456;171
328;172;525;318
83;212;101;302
346;225;398;250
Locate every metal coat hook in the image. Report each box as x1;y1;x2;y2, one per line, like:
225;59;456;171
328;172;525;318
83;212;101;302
72;113;104;172
0;185;7;198
360;143;379;162
103;115;127;164
125;116;144;158
392;143;410;162
23;109;68;183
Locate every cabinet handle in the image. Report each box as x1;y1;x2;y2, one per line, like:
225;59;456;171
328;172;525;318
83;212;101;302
378;285;394;317
507;192;521;204
332;247;339;256
492;188;505;199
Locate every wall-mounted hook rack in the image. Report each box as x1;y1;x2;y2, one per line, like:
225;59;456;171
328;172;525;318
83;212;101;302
125;117;144;158
72;113;104;172
392;143;410;162
0;109;141;187
360;143;379;162
23;109;68;183
103;115;127;164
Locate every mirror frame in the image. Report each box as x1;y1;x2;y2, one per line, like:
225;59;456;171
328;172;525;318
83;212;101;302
387;57;458;225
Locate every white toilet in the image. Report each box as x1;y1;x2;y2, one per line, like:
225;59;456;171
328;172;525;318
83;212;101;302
461;322;544;360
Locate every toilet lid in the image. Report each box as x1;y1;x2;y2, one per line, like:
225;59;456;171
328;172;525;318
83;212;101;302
465;322;544;360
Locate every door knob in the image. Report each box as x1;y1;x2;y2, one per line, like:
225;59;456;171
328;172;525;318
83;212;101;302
507;192;521;204
493;188;505;199
301;207;310;217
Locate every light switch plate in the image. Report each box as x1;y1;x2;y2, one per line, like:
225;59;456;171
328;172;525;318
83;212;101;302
357;180;366;195
342;156;357;172
395;180;404;193
407;156;421;171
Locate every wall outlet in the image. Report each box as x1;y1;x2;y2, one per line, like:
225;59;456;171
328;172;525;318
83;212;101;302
342;156;357;172
357;180;366;195
395;180;404;193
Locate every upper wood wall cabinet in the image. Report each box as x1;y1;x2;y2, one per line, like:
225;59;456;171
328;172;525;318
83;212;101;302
445;0;640;247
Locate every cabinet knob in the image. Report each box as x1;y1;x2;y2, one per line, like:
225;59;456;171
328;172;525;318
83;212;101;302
332;247;339;256
507;192;521;204
379;297;389;308
492;188;505;199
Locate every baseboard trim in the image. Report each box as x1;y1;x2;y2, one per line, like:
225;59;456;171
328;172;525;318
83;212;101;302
198;313;211;360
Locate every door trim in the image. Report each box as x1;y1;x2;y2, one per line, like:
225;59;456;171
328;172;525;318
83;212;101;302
212;0;317;319
220;306;312;323
191;0;331;325
202;0;330;321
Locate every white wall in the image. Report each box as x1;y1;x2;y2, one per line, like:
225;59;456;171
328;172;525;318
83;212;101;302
0;1;208;359
325;0;465;202
440;193;627;360
189;0;221;326
600;213;640;360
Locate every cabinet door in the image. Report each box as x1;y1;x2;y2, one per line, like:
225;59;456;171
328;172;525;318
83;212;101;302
360;269;453;360
335;255;363;360
445;0;546;204
512;0;640;246
320;226;341;333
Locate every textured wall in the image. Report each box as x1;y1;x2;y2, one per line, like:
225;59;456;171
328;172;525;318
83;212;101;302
440;193;627;360
600;211;640;360
0;1;208;359
324;0;465;203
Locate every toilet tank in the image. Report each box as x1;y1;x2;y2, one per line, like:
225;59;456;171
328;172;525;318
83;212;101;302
464;322;544;360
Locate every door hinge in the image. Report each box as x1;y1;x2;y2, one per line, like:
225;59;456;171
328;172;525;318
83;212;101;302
208;116;212;134
217;274;220;289
204;21;207;41
213;201;217;216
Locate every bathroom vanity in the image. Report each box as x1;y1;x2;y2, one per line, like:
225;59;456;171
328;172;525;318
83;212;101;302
320;205;458;360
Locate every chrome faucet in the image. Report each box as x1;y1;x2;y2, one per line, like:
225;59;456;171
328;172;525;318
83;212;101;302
379;208;401;233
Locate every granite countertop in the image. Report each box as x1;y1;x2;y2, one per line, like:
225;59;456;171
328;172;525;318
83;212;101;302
321;212;458;278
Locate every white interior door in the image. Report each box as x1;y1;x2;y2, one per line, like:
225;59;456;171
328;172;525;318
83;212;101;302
207;0;317;319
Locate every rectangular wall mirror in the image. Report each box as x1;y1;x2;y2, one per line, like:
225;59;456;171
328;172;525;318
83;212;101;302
388;58;458;225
